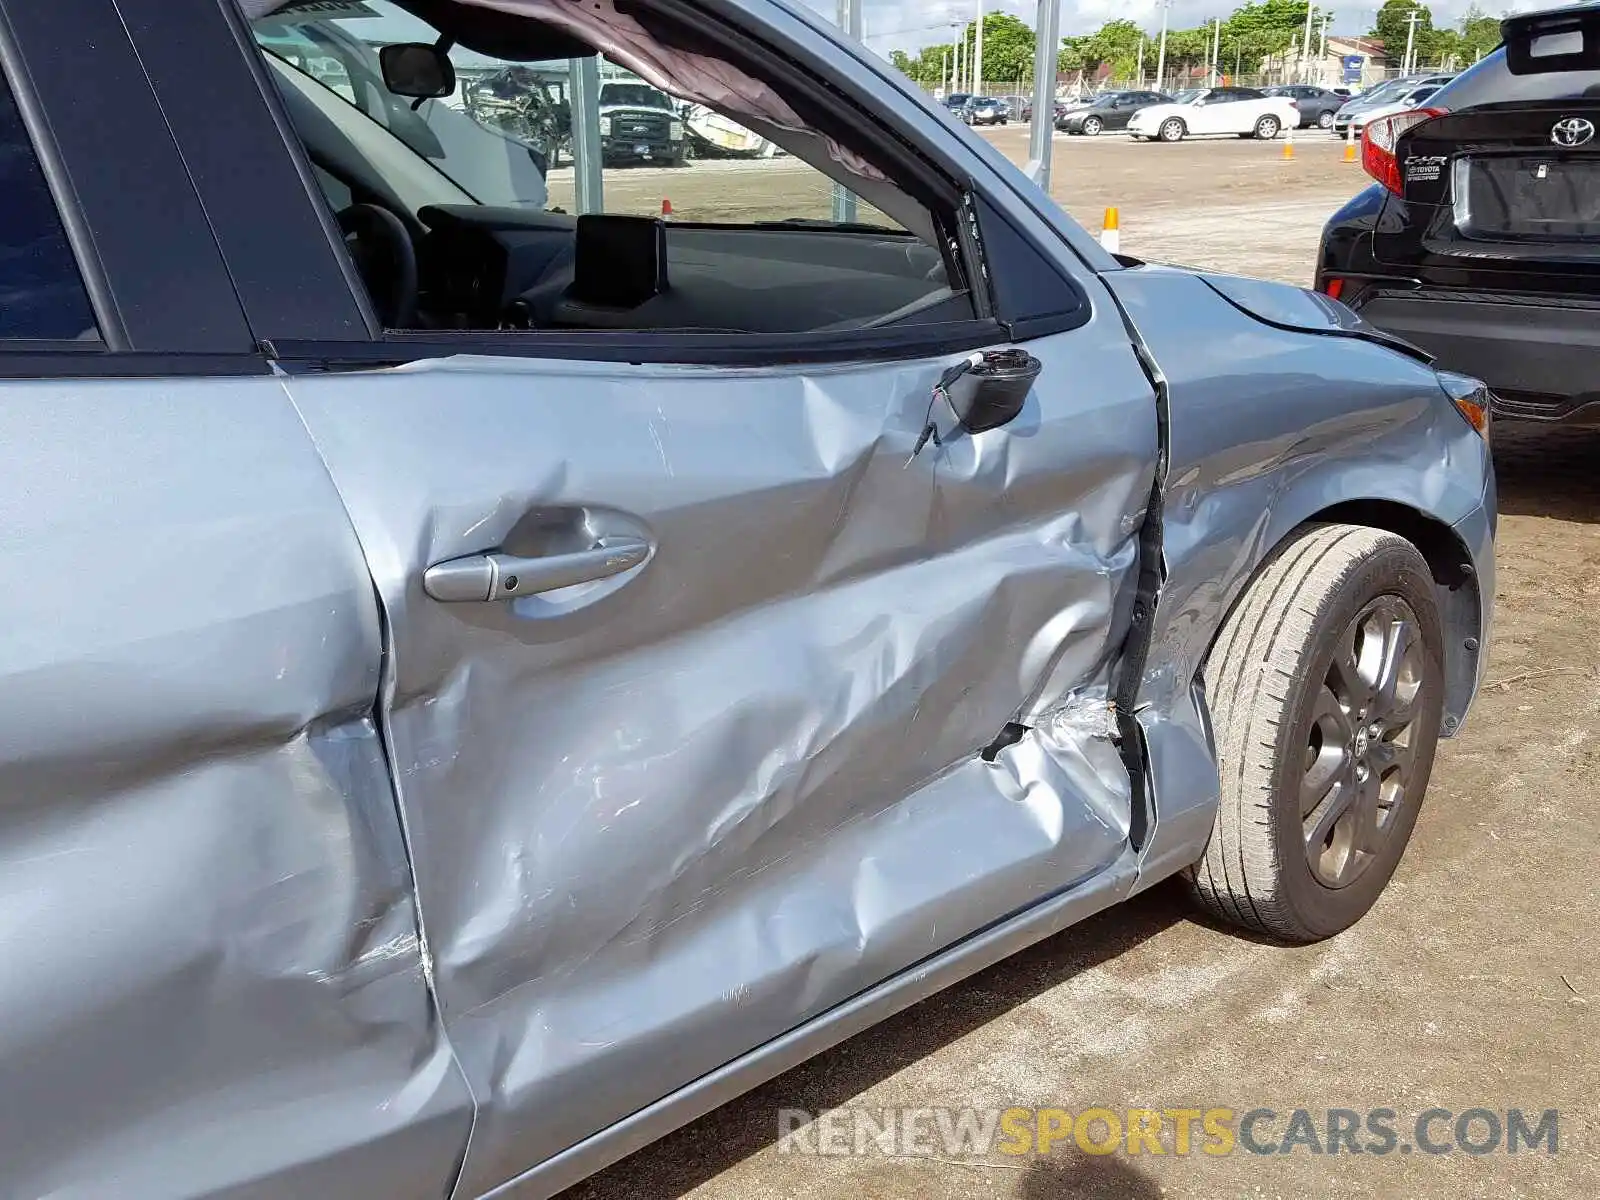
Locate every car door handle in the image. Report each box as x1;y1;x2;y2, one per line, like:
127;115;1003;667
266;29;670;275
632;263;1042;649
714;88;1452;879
424;538;651;602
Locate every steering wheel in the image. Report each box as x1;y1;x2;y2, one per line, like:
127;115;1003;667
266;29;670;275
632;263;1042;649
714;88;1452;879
337;203;418;329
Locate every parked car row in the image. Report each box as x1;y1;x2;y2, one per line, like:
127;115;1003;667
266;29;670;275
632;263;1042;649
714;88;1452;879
1038;85;1380;140
941;92;1011;125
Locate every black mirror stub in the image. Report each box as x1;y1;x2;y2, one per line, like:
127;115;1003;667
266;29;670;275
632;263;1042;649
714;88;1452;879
381;43;457;99
955;348;1042;433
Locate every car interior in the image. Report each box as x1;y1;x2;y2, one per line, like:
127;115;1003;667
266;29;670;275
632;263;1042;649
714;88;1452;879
249;0;973;335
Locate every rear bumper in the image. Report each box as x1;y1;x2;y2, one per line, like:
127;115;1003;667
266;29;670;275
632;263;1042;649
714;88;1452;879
1350;289;1600;423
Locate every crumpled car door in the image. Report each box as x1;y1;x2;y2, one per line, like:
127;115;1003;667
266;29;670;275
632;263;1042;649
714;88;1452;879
283;316;1155;1194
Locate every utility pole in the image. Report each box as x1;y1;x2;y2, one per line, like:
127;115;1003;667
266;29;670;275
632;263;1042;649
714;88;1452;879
973;0;985;95
1137;36;1145;88
1301;2;1315;83
955;36;963;93
942;46;951;96
1211;16;1222;87
1154;0;1171;93
1403;8;1421;74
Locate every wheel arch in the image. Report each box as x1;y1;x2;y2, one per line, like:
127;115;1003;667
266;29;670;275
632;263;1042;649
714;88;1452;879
1269;498;1482;736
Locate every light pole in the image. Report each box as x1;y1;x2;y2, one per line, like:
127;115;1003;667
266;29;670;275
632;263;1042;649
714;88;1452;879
1136;35;1145;88
1025;0;1064;191
973;0;985;95
1210;16;1222;87
1154;0;1171;93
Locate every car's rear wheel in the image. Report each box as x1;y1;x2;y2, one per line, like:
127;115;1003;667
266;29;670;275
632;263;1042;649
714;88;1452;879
1187;524;1446;943
1158;117;1185;142
1317;110;1335;130
1254;114;1281;139
1082;115;1103;136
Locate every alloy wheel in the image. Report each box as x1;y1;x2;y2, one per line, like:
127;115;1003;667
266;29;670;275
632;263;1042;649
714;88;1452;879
1300;596;1429;889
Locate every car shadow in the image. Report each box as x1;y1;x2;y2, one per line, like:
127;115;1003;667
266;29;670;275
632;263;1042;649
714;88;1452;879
1017;1152;1168;1200
561;882;1193;1200
1492;420;1600;523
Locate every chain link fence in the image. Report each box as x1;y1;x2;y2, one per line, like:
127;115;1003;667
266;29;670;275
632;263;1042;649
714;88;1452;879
925;61;1459;114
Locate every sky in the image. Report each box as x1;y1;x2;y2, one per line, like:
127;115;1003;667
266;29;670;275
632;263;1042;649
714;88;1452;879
801;0;1558;55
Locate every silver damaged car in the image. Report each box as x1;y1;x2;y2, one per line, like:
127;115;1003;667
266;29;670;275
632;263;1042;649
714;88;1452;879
0;0;1494;1197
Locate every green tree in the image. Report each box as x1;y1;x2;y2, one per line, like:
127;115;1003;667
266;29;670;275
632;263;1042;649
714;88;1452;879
1077;17;1145;79
1372;0;1436;67
1226;0;1313;59
1059;36;1087;76
1457;4;1502;62
969;12;1038;83
1165;26;1214;76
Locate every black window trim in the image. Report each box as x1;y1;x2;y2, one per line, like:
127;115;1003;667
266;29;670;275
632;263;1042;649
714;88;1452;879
0;5;121;349
0;0;259;361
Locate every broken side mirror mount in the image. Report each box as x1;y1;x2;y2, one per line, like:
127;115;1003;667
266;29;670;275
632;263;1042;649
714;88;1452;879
949;348;1043;433
906;348;1043;464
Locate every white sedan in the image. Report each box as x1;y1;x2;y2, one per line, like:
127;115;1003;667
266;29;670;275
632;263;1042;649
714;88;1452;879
1127;86;1300;142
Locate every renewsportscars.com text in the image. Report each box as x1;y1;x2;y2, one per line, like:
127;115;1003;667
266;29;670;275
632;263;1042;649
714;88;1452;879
776;1105;1559;1158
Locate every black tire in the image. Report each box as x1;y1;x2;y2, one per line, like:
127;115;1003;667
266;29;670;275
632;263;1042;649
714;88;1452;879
1254;114;1281;139
1317;109;1335;130
1187;524;1446;943
1082;115;1103;136
1158;117;1185;143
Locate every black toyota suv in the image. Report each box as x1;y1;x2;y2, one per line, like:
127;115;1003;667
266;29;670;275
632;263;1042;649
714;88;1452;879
1318;3;1600;423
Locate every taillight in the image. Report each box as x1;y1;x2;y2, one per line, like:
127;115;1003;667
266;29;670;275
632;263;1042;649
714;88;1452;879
1322;277;1345;301
1361;106;1448;194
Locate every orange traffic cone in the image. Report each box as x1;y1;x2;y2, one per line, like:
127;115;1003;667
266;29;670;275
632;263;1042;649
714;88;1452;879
661;198;674;220
1099;207;1120;254
1281;130;1295;161
1343;134;1358;163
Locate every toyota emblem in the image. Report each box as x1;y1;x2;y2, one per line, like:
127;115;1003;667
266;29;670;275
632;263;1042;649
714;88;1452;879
1551;116;1595;147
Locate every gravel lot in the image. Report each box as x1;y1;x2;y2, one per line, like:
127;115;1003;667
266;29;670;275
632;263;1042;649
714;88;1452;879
556;126;1600;1200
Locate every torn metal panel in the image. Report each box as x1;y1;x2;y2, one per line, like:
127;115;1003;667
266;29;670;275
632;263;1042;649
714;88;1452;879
1102;265;1496;885
282;311;1157;1196
1102;265;1493;720
0;379;473;1199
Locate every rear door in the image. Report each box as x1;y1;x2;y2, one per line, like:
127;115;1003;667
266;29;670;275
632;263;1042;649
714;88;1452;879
0;2;473;1195
172;2;1161;1195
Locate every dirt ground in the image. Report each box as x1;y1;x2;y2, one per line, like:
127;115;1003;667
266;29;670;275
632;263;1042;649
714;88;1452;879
557;128;1600;1200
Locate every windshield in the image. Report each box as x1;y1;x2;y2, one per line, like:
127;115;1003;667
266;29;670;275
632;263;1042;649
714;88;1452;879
252;2;555;208
601;83;673;110
1354;79;1416;105
1171;89;1203;104
1093;94;1122;108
